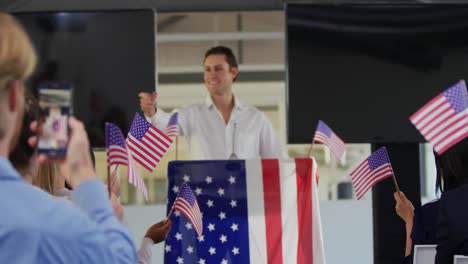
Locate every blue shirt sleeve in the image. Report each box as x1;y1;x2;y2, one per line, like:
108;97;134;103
0;158;137;264
68;179;137;264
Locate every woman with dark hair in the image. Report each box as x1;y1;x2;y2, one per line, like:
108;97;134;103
395;137;468;264
435;138;468;264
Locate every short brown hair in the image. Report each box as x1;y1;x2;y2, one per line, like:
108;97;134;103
204;46;238;70
0;13;37;139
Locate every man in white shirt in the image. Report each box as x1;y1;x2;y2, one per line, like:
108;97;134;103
139;46;287;160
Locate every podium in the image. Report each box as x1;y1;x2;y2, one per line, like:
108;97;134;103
163;159;325;264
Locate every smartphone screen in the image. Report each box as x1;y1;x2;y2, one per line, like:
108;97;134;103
37;83;73;157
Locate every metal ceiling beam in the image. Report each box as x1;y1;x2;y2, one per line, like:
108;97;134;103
4;0;463;13
157;32;283;43
2;0;285;13
159;71;285;84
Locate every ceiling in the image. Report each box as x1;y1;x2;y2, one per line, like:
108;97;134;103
1;0;285;12
0;0;440;13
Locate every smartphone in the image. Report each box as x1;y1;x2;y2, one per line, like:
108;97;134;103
37;83;73;157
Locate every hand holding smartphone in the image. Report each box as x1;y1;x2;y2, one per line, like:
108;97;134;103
37;83;73;157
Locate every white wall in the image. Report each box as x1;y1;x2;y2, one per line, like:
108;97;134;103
157;12;285;69
320;200;373;264
124;200;373;264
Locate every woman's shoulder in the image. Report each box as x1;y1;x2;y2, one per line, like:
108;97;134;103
417;199;439;215
413;199;439;224
442;183;468;201
421;199;440;209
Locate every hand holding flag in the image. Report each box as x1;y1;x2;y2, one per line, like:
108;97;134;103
109;167;121;198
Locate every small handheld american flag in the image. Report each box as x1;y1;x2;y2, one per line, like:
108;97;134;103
313;120;345;161
410;80;468;154
105;123;129;168
349;147;396;200
126;113;173;172
105;122;149;201
169;183;203;237
164;112;179;137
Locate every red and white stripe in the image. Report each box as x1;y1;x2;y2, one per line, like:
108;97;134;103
350;162;394;200
173;198;203;237
164;126;179;137
313;132;345;161
107;145;128;167
410;94;468;154
107;145;149;201
126;146;149;201
245;158;325;264
126;125;173;172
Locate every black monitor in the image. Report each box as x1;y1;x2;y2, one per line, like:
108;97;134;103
15;10;156;147
287;4;468;143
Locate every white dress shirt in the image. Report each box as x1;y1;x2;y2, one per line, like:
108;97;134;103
137;237;154;264
148;96;288;160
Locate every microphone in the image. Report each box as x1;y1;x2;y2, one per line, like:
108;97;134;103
229;123;238;160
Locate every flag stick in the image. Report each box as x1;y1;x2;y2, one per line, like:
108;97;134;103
167;195;179;218
167;206;175;219
106;165;111;199
175;136;178;160
392;175;400;192
167;183;184;218
307;141;314;157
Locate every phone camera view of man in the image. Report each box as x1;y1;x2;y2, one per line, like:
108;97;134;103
37;83;73;157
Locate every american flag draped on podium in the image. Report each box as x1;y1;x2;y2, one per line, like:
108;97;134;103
165;158;325;264
410;80;468;155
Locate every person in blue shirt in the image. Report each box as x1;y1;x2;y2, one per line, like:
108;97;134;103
0;13;137;264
